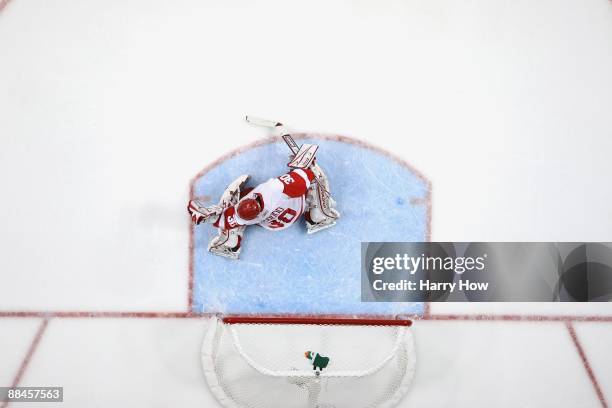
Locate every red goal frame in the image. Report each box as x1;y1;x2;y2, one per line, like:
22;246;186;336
222;316;413;326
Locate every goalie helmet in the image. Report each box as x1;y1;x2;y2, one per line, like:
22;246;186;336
237;197;262;221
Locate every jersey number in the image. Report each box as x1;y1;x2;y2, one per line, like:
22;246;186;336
268;208;298;229
279;174;294;184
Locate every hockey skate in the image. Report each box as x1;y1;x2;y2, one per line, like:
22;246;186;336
306;208;340;234
208;243;241;260
208;227;245;260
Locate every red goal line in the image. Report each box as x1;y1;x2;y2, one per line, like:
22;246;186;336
0;311;610;323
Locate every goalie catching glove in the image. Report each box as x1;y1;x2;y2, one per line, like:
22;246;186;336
188;200;222;225
188;174;250;225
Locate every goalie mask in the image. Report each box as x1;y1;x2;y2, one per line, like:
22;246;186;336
237;196;262;221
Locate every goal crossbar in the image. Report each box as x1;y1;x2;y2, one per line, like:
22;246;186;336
222;316;413;326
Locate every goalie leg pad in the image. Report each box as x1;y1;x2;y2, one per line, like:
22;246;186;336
288;144;319;169
310;164;339;218
305;164;340;234
208;226;245;260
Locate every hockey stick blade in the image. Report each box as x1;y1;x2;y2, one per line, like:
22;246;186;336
245;116;281;128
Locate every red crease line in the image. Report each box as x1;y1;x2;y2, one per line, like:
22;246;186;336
186;132;433;312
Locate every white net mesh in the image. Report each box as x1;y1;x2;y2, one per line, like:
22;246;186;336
201;317;416;408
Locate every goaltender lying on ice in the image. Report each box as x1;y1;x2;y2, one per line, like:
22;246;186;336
188;120;341;260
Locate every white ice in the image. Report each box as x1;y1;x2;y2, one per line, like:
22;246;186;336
1;0;612;406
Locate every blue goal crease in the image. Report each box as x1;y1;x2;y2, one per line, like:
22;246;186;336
191;138;429;317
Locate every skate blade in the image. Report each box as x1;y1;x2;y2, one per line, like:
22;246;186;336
306;221;337;235
208;248;240;260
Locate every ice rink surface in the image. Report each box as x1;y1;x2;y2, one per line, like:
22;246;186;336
1;0;612;407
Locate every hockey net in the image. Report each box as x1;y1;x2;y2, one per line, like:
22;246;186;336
201;316;416;408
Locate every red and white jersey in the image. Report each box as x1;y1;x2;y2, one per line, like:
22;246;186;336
215;168;315;231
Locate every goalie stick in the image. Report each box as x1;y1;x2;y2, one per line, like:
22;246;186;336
245;116;338;220
244;116;279;128
245;116;300;155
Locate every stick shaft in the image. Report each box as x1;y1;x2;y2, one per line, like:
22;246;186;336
246;115;299;154
282;134;300;154
245;115;279;128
